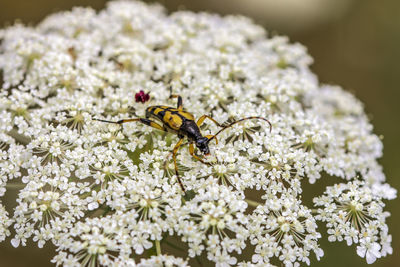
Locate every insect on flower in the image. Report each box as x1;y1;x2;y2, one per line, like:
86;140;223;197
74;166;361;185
94;92;272;193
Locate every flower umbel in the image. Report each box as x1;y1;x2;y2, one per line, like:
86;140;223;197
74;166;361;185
313;180;392;264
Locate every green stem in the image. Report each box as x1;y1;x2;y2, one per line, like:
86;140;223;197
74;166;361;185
155;240;161;256
245;199;263;207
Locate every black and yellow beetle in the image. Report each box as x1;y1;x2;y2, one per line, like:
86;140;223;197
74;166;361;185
95;94;271;192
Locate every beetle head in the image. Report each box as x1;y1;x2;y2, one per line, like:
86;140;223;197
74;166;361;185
195;136;210;155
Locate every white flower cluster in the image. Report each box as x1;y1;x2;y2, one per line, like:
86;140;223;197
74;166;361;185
314;180;393;264
0;203;12;242
0;0;396;266
250;192;323;266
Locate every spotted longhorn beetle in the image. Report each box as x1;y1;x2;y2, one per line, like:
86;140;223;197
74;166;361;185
94;94;271;192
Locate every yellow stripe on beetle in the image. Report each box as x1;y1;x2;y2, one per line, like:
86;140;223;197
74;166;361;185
153;107;164;115
178;111;195;120
164;111;183;130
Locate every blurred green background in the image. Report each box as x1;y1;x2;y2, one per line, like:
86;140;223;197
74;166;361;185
0;0;399;266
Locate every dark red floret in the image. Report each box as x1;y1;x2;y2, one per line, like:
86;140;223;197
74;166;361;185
135;90;150;103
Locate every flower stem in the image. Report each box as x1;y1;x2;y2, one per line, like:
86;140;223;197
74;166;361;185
311;209;319;214
155;240;161;256
245;199;263;207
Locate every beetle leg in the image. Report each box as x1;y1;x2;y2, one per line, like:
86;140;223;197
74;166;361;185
171;138;186;192
189;143;211;165
139;118;167;132
204;134;218;145
196;115;224;128
94;117;166;132
169;94;183;110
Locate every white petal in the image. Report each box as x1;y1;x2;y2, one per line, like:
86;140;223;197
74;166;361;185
11;238;20;248
366;252;377;264
88;202;99;210
357;245;366;258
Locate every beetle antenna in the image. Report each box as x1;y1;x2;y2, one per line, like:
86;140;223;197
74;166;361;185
93;118;120;124
207;117;272;143
168;85;173;98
